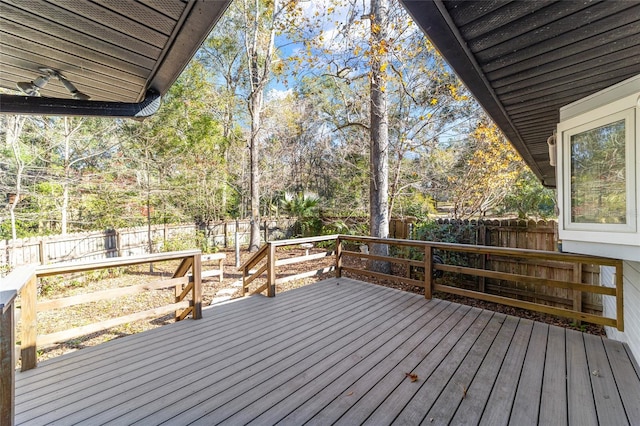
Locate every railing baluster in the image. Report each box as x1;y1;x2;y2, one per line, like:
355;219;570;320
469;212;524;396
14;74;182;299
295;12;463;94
1;295;16;426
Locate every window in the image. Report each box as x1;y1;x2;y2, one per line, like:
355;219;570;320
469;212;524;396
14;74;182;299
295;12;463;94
562;108;636;233
556;76;639;261
570;119;626;224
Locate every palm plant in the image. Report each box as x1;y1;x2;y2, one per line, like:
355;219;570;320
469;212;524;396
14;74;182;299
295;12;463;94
283;192;320;236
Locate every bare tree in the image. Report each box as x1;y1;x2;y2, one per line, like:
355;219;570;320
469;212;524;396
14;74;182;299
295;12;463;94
5;115;27;243
368;0;391;272
243;0;282;251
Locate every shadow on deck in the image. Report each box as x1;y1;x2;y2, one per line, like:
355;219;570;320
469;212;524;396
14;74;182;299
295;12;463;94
15;278;640;425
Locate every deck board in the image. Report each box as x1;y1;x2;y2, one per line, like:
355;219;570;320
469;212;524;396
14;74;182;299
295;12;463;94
331;303;472;426
567;329;599;426
218;299;452;425
510;321;548;425
584;333;628;425
17;282;360;420
604;338;640;422
479;319;533;426
449;315;519;425
539;325;568;425
14;277;640;425
422;312;507;425
33;281;402;424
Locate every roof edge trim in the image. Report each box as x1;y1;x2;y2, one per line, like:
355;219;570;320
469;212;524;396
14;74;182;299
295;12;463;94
0;90;161;119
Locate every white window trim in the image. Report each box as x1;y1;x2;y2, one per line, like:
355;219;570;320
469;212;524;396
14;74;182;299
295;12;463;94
560;107;636;233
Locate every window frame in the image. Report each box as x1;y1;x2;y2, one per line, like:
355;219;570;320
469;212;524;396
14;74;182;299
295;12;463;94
561;108;636;233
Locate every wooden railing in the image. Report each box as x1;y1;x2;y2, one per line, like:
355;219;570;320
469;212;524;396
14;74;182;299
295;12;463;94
239;235;338;297
0;250;202;426
239;234;623;333
336;235;624;331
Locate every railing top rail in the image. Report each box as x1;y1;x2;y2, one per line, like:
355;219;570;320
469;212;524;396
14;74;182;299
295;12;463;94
268;234;340;247
338;235;620;266
0;290;16;314
0;265;37;312
36;250;202;278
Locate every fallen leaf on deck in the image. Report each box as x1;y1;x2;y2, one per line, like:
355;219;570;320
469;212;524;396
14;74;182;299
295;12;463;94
405;372;418;382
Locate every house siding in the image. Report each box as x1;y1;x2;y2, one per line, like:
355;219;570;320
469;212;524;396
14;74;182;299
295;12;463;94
603;261;640;363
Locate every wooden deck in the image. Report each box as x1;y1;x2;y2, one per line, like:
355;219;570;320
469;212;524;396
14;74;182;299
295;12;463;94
15;278;640;425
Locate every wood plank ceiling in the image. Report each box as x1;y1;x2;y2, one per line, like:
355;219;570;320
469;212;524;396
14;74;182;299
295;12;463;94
0;0;230;103
402;0;640;187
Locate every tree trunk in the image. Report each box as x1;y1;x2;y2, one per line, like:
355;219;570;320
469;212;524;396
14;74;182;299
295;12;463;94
61;117;71;235
249;91;262;251
61;183;69;235
244;0;278;252
7;115;26;245
369;0;390;273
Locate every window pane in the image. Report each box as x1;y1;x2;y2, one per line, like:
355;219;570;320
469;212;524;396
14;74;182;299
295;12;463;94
571;119;626;224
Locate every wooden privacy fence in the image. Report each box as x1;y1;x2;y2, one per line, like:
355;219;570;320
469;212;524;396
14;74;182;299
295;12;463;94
396;219;604;314
1;219;298;270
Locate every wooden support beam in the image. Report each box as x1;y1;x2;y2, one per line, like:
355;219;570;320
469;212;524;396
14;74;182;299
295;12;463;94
267;244;276;297
616;261;624;331
251;283;269;295
335;237;342;278
572;263;583;327
37;301;191;347
37;277;188;312
192;254;202;319
424;246;433;300
177;282;194;302
243;264;268;288
20;274;37;371
172;257;193;279
434;283;617;327
1;299;15;426
341;266;424;288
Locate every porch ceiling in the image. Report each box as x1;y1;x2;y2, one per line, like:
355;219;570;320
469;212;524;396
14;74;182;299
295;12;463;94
401;0;640;187
0;0;230;107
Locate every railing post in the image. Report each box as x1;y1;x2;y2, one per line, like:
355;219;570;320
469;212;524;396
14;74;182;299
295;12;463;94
335;236;342;278
1;300;15;426
572;263;583;327
424;245;433;300
20;274;37;371
616;260;624;331
267;243;276;297
192;253;202;319
477;224;486;292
